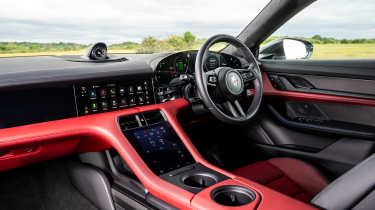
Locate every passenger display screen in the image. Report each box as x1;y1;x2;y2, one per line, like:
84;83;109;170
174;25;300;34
0;86;76;129
123;122;195;175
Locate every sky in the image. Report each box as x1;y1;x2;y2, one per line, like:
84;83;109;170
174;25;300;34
0;0;374;44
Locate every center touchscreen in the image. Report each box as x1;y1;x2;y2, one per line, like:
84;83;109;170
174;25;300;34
123;121;195;175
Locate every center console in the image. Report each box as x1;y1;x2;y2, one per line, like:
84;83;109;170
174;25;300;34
118;110;258;207
119;111;229;194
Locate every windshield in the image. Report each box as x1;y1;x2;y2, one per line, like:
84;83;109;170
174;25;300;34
0;0;270;57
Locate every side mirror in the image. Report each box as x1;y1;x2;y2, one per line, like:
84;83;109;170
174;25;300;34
259;38;313;60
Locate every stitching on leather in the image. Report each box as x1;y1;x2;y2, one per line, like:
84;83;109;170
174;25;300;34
291;191;308;198
262;174;284;185
266;175;304;197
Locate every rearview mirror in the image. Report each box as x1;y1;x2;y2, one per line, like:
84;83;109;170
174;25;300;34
259;38;313;60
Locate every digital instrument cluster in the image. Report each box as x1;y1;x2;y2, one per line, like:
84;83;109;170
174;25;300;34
155;50;242;85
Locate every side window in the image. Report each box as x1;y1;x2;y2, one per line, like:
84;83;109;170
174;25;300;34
259;0;375;60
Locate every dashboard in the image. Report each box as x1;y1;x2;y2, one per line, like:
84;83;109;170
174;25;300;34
0;78;156;130
0;50;243;130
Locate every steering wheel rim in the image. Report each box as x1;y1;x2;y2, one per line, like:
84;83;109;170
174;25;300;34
195;34;263;124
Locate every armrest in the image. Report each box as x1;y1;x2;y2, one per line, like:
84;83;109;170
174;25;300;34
311;154;375;210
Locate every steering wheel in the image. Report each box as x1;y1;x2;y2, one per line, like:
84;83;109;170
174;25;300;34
195;34;263;124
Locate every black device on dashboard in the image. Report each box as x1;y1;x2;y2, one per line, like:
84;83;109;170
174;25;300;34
119;111;195;175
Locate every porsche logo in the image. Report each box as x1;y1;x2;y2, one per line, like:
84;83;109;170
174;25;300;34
231;74;240;87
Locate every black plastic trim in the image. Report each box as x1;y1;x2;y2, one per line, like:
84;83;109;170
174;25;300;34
160;163;228;194
210;185;256;207
105;149;179;210
112;188;152;210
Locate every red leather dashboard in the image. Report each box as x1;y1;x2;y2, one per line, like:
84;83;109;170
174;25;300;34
0;98;316;209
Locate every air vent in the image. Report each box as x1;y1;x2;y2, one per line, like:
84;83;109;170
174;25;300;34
119;115;140;130
142;111;165;125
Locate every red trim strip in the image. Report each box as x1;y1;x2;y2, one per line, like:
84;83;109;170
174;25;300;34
262;72;375;107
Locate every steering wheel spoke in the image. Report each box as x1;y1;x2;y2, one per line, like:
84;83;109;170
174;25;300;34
224;100;246;118
205;70;218;87
224;101;239;117
234;100;246;117
237;68;256;83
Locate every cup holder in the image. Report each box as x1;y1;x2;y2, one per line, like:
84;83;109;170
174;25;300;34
182;173;218;188
211;185;256;206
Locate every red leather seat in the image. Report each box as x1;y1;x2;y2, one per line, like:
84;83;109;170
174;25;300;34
232;158;329;203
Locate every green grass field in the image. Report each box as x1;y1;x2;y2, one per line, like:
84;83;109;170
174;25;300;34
1;43;375;59
311;44;375;59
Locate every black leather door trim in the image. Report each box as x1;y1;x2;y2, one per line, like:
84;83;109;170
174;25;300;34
292;74;375;95
267;104;375;140
268;73;375;100
261;59;375;80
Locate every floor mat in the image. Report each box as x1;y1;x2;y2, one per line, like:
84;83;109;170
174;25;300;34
0;158;98;210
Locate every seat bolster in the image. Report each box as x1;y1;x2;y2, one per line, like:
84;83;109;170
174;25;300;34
232;160;284;184
267;158;328;196
311;154;375;210
232;158;328;203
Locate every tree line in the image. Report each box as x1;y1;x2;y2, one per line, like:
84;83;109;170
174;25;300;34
0;42;88;53
263;35;375;45
1;33;374;54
